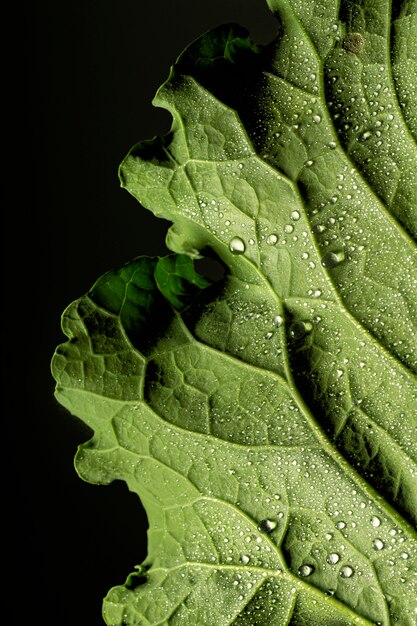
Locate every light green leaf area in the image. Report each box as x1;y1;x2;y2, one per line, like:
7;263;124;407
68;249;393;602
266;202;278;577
52;1;417;625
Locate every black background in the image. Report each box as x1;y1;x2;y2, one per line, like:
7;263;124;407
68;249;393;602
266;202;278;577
15;2;277;624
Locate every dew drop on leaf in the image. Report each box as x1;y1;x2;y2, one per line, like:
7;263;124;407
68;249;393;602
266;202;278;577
274;315;283;328
327;552;340;564
359;130;373;141
258;519;278;533
339;565;354;578
266;233;279;245
241;555;250;564
372;538;384;551
298;564;315;577
371;515;381;528
289;321;313;340
229;236;246;255
321;250;345;268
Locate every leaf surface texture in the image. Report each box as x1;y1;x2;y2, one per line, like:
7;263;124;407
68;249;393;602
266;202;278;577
52;1;417;624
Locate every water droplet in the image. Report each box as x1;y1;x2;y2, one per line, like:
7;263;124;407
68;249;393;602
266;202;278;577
327;553;340;564
266;233;278;245
321;250;345;268
339;565;354;578
371;516;381;528
313;115;321;123
400;552;409;560
298;564;315;577
336;521;346;530
258;519;278;534
360;130;372;141
229;236;246;255
264;331;274;340
329;141;337;149
284;224;294;234
372;539;384;551
289;321;313;340
241;555;250;564
325;533;333;541
291;210;300;221
274;315;283;328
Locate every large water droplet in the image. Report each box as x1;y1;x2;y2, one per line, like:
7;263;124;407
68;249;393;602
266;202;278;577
229;236;246;255
258;519;278;534
336;521;346;530
298;564;315;577
274;315;283;328
339;565;354;578
289;321;313;340
359;130;372;141
241;555;250;564
371;516;381;528
326;553;340;564
291;210;300;221
321;250;345;268
372;539;384;551
266;233;279;245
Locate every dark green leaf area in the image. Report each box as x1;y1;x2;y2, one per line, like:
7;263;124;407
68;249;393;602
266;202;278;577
174;23;265;111
89;256;157;314
88;254;211;350
154;254;211;311
89;256;162;350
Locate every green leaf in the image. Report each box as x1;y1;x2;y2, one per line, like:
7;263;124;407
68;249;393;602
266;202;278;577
52;1;417;624
154;254;211;311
